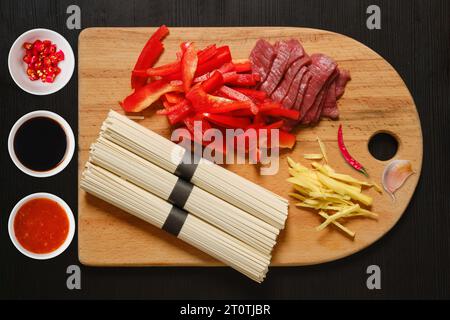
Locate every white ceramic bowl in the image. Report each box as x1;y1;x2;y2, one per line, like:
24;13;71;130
8;110;75;177
8;28;75;95
8;192;75;260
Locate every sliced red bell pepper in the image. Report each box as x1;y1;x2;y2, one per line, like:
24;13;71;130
217;85;258;114
233;88;267;101
207;101;253;113
221;72;239;83
277;131;296;149
142;60;181;77
181;43;198;92
230;109;254;117
197;44;217;64
233;60;252;73
131;25;169;89
163;46;231;81
201;71;224;93
262;120;284;129
164;92;184;104
258;101;301;120
260;108;300;120
120;79;182;112
217;85;252;101
225;73;260;86
202;113;251;128
157;99;193;125
217;62;235;73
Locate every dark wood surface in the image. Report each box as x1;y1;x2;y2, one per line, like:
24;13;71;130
0;0;449;299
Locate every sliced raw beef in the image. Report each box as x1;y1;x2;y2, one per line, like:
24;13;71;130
335;69;351;99
299;54;337;122
271;55;310;103
249;39;276;85
293;70;312;111
321;82;339;119
281;65;308;109
303;69;338;124
260;40;304;95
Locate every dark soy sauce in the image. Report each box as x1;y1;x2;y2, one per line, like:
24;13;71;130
14;117;67;172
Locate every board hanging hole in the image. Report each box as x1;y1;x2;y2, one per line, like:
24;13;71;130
368;131;399;161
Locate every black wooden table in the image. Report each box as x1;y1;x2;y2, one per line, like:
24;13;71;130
0;0;449;300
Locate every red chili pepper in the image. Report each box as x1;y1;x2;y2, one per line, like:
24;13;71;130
120;80;182;112
131;25;169;89
201;71;224;93
337;125;369;176
232;60;252;73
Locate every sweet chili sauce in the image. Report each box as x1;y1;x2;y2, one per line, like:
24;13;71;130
14;198;69;254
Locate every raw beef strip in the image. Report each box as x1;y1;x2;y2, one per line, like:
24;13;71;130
281;65;308;109
249;39;276;85
260;40;304;95
281;69;311;131
335;69;351;98
302;68;338;124
271;55;310;103
292;70;312;111
299;54;337;121
321;82;339;119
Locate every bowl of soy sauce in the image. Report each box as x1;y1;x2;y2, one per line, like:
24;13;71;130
8;110;75;177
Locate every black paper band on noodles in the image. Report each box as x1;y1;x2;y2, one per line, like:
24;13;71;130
174;150;200;181
168;178;194;209
162;206;189;237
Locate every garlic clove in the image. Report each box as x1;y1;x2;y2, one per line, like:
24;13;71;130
382;160;415;201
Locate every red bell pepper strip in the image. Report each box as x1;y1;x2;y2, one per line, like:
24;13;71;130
217;62;235;73
233;60;252;73
233;88;267;101
201;71;224;93
163;46;231;81
221;72;239;83
181;43;198;92
260;108;300;120
258;101;300;120
157;99;193;125
207;101;253;113
164;92;184;104
262;120;284;129
120;79;182;112
225;73;261;86
142;60;181;77
131;25;169;89
202;113;251;128
217;85;250;101
230;109;254;117
197;44;217;63
277;131;296;149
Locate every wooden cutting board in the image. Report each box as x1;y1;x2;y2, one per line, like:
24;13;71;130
78;27;422;266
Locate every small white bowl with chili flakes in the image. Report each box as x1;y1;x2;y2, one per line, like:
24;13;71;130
8;28;75;95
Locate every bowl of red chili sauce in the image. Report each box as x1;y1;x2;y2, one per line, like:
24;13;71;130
8;193;75;259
